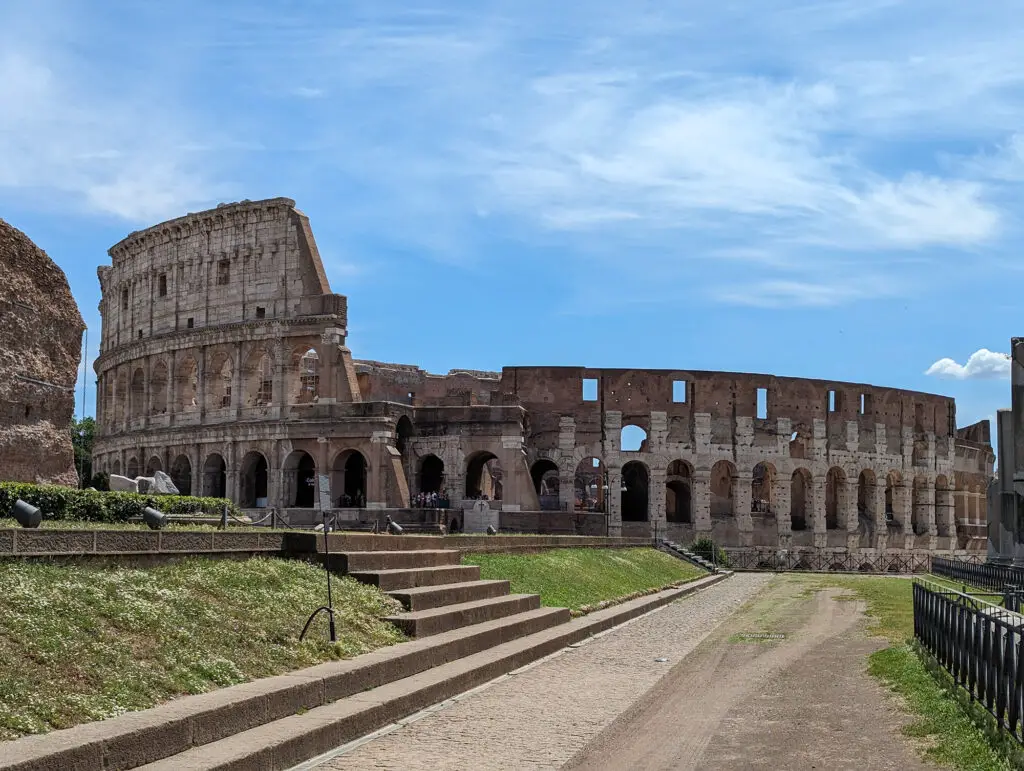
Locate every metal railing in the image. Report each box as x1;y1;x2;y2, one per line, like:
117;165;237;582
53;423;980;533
721;548;933;574
933;557;1024;592
914;578;1024;743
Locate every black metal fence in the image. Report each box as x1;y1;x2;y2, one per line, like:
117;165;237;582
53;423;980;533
933;556;1024;592
721;548;933;574
914;579;1024;743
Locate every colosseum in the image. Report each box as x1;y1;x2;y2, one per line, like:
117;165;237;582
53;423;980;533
91;198;994;558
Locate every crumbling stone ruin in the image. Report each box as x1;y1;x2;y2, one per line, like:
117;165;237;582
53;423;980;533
91;198;994;555
0;219;85;486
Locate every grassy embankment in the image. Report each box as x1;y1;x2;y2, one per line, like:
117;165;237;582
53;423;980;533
0;557;405;741
462;547;705;613
797;574;1017;771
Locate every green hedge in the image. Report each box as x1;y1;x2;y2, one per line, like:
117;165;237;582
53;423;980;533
0;483;241;524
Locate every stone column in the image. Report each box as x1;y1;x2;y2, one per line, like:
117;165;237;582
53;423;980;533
232;342;243;419
197;347;207;422
693;469;712;534
894;482;914;550
843;479;860;551
168;351;177;426
226;442;239;504
915;483;937;550
773;476;791;548
272;440;287;510
607;465;622;537
558;461;575;513
191;444;202;497
734;471;754;547
367;432;388;508
872;479;888;551
649;464;668;538
811;475;827;548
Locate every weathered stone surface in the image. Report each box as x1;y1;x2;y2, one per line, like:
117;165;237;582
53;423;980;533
0;219;84;486
136;476;154;494
151;470;179;495
109;474;138;493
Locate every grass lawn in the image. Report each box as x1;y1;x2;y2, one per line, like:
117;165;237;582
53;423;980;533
793;574;1012;771
462;547;704;612
0;557;405;741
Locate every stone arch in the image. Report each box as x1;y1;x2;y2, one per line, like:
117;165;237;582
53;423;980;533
240;451;269;508
620;424;648;452
465;451;501;499
751;462;776;515
418;454;445;494
530;458;560;497
621;461;649;521
790;468;812;530
202;453;227;498
283;450;316;507
126;456;140;479
666;459;692;523
176;357;199;412
111;458;122;476
245;349;275;407
130;368;146;419
575;456;605;512
206;352;233;411
885;470;901;521
150;361;169;415
146;455;162;476
710;460;736;516
332;449;368;507
293;347;321;404
395;416;414;457
825;467;847;530
171;454;192;496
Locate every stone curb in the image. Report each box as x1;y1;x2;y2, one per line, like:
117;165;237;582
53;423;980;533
0;572;726;771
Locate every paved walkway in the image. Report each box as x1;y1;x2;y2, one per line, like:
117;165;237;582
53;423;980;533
309;573;771;771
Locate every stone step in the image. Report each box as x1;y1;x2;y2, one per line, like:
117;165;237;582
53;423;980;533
384;594;542;637
133;576;726;771
331;549;462;572
349;564;482;591
388;579;512;611
0;605;570;771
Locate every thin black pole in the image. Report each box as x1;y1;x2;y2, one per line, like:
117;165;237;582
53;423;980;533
323;510;336;643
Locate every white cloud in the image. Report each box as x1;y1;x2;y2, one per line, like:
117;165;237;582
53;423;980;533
712;278;897;309
925;349;1011;380
293;86;324;98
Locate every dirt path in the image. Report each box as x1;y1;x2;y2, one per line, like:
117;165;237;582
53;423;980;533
565;579;935;771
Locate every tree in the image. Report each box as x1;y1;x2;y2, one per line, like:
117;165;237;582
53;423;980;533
71;417;95;488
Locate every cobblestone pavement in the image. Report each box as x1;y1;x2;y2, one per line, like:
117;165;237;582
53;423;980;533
313;573;771;771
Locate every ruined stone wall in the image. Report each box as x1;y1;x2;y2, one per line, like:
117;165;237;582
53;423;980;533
0;220;84;485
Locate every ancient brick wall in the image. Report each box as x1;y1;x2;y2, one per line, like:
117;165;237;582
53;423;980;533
0;220;84;485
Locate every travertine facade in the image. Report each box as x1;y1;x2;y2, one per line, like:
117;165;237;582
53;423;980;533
92;199;993;552
1;219;85;486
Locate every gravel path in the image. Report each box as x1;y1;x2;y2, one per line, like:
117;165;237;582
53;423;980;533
314;573;771;771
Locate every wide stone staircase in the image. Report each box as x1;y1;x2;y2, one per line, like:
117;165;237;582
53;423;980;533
661;540;719;573
2;539;722;771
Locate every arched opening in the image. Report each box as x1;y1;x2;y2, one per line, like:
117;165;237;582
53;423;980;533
114;370;129;425
112;459;122;476
790;468;811;530
130;368;145;419
283;451;316;507
825;467;846;530
150;361;168;415
395;416;414;457
710;460;736;516
666;459;692;523
751;462;775;515
620;424;648;452
419;455;445;494
530;459;560;510
465;451;501;500
621;461;649;521
176;358;199;412
332;450;367;507
202;453;227;498
240;451;269;508
206;353;233;411
146;456;162;476
575;457;605;512
171;454;192;496
246;350;275;407
885;471;900;524
857;469;876;523
126;456;140;479
294;348;320;403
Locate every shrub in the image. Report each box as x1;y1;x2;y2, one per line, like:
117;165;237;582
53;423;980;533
690;536;729;567
0;482;240;524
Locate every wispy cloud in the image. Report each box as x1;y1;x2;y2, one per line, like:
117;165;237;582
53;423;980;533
925;349;1011;380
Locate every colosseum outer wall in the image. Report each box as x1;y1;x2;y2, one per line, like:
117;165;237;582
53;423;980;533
92;199;992;554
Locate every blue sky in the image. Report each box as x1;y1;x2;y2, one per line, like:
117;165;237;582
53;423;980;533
1;0;1019;431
